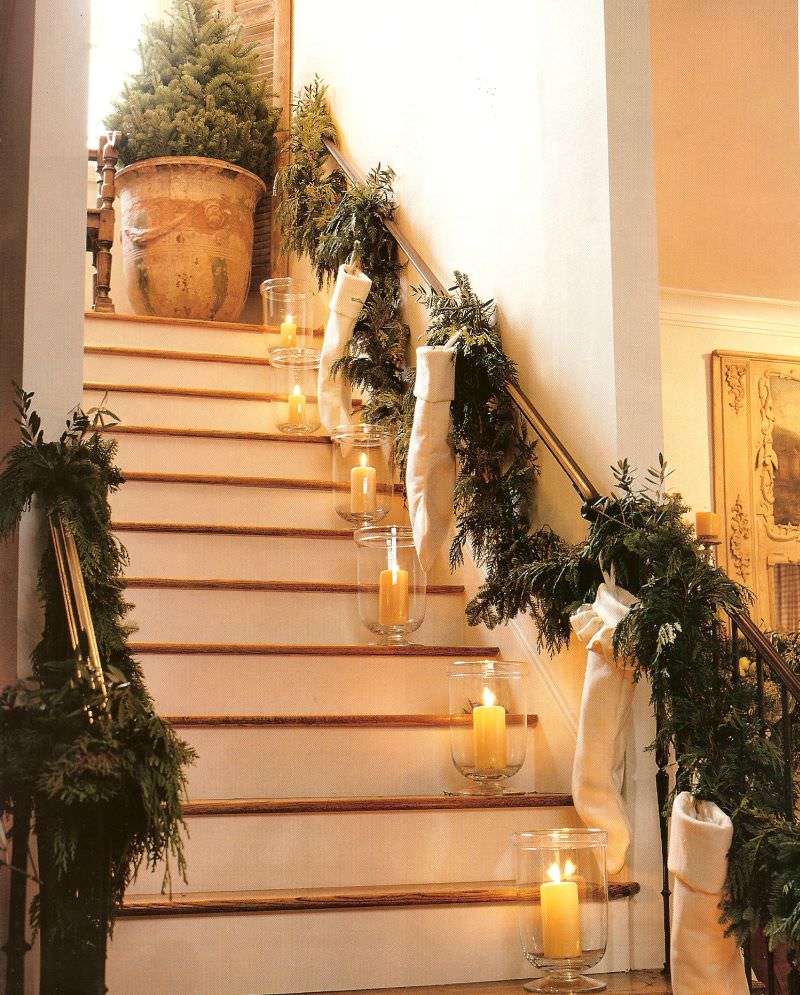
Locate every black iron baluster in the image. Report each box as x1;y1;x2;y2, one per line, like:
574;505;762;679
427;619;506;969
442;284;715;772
731;619;740;684
780;684;794;819
767;949;776;995
755;653;767;729
655;700;671;976
744;938;752;993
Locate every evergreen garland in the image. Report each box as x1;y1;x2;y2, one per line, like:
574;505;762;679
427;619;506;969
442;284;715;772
0;388;194;963
105;0;279;181
404;273;544;626
507;457;800;957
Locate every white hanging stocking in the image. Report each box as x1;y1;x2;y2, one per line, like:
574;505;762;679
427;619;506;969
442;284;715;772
668;792;749;995
405;343;457;573
570;579;638;874
318;263;372;435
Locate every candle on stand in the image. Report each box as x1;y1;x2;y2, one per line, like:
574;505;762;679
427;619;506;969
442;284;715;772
350;452;377;515
695;510;721;540
541;860;581;959
472;686;507;770
378;529;409;626
287;384;306;426
280;314;297;348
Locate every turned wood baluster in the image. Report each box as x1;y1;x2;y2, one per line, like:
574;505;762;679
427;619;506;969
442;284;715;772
92;132;120;314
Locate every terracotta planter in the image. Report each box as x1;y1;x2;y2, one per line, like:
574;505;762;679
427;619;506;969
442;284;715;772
115;156;266;322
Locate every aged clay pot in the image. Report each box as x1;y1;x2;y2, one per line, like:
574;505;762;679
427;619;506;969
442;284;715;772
115;156;266;322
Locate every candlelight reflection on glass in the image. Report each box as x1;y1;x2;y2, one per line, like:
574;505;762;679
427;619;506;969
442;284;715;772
514;829;609;993
447;659;528;795
355;526;426;646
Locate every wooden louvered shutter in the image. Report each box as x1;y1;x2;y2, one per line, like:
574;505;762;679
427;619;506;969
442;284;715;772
218;0;292;285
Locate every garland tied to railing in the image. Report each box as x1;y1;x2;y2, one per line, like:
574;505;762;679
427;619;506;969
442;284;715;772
0;388;194;988
274;82;540;624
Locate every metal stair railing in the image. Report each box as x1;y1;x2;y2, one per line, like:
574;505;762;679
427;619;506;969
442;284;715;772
323;136;799;993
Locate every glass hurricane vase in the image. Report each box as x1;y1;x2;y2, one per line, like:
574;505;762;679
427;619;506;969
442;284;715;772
447;659;528;795
332;424;394;525
261;277;318;358
513;829;609;993
354;525;426;646
270;348;321;435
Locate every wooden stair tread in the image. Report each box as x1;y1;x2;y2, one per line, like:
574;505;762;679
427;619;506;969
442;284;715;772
182;794;572;816
129;642;500;657
165;713;538;728
85;310;323;337
86;344;272;367
85;381;358;406
119;470;379;492
104;425;331;444
113;522;354;539
125;577;463;594
119;880;640;917
325;971;761;995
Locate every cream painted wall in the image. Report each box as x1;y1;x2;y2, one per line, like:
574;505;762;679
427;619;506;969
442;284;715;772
651;0;800;300
292;0;665;969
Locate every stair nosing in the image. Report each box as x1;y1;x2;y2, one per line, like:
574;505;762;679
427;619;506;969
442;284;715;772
129;642;500;657
84;381;359;407
85;310;323;337
181;794;572;817
125;577;463;595
118;880;640;917
104;425;331;445
112;522;354;539
165;713;539;729
86;344;273;367
119;470;385;492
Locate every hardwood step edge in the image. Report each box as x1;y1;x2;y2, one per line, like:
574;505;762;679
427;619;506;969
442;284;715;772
181;793;572;816
118;880;640;918
129;642;500;657
113;522;354;539
85;381;360;406
85;310;324;337
86;344;272;367
165;713;539;728
119;470;388;493
125;577;463;595
104;425;331;445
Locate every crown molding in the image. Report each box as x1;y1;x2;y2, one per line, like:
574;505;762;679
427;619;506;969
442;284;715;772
660;287;800;339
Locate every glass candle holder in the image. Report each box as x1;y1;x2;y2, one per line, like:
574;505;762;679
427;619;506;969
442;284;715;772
355;526;426;646
260;277;318;357
513;829;609;993
270;348;321;435
447;659;528;795
331;425;394;525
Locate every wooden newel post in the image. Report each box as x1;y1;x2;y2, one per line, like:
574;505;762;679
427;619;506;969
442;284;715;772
90;132;120;314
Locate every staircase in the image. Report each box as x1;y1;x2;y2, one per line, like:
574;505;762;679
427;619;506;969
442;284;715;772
83;311;640;994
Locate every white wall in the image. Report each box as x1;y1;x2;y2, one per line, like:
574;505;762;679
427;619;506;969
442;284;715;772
292;0;665;968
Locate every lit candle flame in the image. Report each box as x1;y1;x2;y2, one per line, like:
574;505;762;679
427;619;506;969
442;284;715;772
390;526;398;578
547;859;576;884
292;384;302;397
286;314;293;324
482;686;496;708
360;452;368;468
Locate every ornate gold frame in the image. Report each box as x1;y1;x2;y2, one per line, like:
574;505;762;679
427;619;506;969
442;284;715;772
713;349;800;628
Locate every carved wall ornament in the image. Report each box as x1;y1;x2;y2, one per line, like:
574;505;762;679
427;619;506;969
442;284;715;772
724;363;747;414
728;495;751;581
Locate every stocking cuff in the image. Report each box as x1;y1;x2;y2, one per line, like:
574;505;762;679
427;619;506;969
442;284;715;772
329;265;372;319
668;792;733;894
571;582;637;664
414;346;456;402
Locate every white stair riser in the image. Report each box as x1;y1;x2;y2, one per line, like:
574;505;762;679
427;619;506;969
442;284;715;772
169;726;536;799
107;901;631;994
121;531;453;585
128;587;466;646
85;351;284;393
111;480;408;531
128;805;571;896
109;431;333;478
86;318;312;359
84;388;327;434
140;654;476;715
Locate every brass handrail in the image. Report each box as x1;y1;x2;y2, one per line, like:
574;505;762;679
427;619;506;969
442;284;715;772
322;136;798;703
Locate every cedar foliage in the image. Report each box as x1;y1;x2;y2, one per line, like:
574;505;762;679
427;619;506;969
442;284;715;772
105;0;279;180
0;388;194;957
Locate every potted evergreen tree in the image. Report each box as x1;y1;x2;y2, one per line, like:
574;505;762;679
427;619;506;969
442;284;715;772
105;0;279;322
